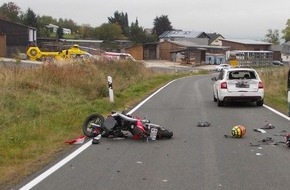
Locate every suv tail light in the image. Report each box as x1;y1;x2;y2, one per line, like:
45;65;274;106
220;82;227;89
258;81;264;89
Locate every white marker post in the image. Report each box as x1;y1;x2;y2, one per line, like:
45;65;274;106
108;76;114;103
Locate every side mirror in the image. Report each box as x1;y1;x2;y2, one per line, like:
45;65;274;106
211;77;217;81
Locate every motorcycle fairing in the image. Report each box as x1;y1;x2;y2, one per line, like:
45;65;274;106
103;116;117;131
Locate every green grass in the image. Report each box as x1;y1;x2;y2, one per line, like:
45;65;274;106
258;67;289;114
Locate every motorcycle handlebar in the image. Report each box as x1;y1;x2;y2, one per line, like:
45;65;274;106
111;112;151;124
111;112;138;122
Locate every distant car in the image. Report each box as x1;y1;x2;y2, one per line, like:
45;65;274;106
272;60;283;66
215;63;231;71
211;68;264;107
101;52;136;62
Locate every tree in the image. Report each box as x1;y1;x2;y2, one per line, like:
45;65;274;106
153;15;173;37
129;18;146;44
22;8;37;27
37;15;57;37
56;27;64;39
264;29;280;45
108;11;129;36
143;32;158;43
78;24;95;39
282;19;290;42
0;2;21;22
95;23;126;41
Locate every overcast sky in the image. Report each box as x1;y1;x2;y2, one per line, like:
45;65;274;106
7;0;290;40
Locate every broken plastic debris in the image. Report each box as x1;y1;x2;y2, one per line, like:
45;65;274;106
197;121;211;127
261;137;273;142
250;137;279;146
65;135;86;145
285;134;290;147
253;128;267;133
261;123;275;129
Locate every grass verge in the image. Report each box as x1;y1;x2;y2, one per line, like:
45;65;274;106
258;66;289;114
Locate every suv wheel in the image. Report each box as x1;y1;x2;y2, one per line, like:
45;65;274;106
217;98;224;107
256;99;264;106
213;93;217;102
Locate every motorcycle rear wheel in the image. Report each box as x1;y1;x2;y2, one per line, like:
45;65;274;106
157;129;173;139
82;114;105;138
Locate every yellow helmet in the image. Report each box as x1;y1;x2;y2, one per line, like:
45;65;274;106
231;125;246;138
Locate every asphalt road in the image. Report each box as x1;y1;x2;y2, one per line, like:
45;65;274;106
0;57;42;68
17;74;290;190
143;60;215;73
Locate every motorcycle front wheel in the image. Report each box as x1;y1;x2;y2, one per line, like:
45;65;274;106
82;113;105;138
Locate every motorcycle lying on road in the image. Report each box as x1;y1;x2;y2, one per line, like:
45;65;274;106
82;111;173;141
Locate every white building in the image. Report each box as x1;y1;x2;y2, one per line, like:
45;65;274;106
46;23;71;35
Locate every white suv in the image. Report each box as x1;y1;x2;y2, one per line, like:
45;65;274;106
215;63;231;71
211;68;264;107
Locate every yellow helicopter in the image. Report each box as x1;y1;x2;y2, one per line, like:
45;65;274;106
26;44;93;61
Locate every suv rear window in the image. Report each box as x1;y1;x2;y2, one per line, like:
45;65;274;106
228;71;256;80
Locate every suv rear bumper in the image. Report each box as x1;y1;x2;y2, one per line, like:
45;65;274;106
222;96;263;102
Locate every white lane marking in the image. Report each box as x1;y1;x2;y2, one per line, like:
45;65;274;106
19;80;176;190
263;104;290;121
19;140;92;190
127;80;176;114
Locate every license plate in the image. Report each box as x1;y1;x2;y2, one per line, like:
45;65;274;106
150;128;158;140
236;82;249;88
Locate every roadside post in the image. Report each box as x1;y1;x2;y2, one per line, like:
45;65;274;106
173;53;177;75
288;70;290;116
108;76;114;103
174;54;176;75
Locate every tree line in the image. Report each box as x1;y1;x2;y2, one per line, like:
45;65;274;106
1;2;290;45
0;2;173;45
